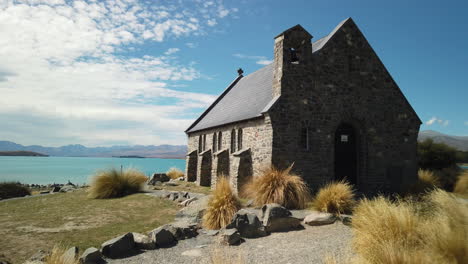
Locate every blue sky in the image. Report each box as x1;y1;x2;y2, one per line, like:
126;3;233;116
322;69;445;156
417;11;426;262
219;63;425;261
0;0;466;147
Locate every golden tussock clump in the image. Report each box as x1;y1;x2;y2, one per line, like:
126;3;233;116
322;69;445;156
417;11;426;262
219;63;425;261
351;189;468;264
45;245;79;264
418;169;441;188
453;171;468;194
313;180;356;215
167;167;184;179
241;165;310;209
88;168;148;199
202;176;241;230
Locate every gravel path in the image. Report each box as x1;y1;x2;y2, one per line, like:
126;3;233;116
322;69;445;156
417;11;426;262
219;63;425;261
107;222;353;264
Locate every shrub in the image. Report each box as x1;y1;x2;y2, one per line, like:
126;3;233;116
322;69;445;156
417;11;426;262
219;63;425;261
203;177;241;229
418;169;440;188
241;165;310;209
45;245;79;264
166;167;184;179
88;168;148;199
418;139;457;170
0;182;30;199
352;189;468;264
313;181;355;214
436;166;462;191
454;171;468;194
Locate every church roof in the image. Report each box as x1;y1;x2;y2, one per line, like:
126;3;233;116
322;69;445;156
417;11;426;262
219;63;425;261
186;18;349;133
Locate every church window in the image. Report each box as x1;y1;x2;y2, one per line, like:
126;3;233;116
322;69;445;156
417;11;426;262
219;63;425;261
238;128;243;150
300;120;311;150
218;132;222;151
231;129;236;153
213;133;217;152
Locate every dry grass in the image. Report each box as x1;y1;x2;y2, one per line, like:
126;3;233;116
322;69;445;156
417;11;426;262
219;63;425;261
313;181;355;214
418;169;441;187
453;171;468;194
241;165;310;209
352;189;468;264
202;177;241;230
88;168;148;199
45;245;79;264
167;167;184;179
210;247;245;264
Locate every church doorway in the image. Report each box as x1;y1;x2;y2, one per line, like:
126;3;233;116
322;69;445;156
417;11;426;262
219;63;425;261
334;123;358;185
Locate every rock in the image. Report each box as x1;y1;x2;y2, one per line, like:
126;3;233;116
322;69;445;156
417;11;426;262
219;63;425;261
220;228;241;245
40;191;50;194
177;177;185;181
175;195;209;224
202;229;219;236
66;180;76;187
62;247;78;262
51;186;61;193
168;192;179;201
149;226;175;248
79;247;104;264
148;173;170;185
132;232;156;250
226;209;267;238
164;222;198;240
180;197;198;207
27;250;49;262
164;182;179;186
261;204;302;232
59;185;76;193
245;199;254;207
303;212;337;226
101;232;135;258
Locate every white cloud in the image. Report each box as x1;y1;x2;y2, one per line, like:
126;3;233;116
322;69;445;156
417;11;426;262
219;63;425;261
186;42;197;48
0;0;234;146
234;53;273;65
207;19;217;26
425;117;449;126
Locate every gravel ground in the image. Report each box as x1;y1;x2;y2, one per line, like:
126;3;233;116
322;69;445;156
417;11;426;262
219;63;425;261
107;222;353;264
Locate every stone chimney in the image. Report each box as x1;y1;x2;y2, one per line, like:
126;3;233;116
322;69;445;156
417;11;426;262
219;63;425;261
272;25;313;97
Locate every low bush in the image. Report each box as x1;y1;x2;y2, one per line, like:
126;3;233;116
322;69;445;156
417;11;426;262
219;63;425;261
418;139;457;170
352;189;468;264
88;168;148;199
241;165;310;209
166;167;184;179
313;181;355;214
454;171;468;194
0;182;30;199
45;245;79;264
203;177;241;229
436;166;462;191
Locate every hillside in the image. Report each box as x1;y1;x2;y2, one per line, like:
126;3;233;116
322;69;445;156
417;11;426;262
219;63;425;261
0;141;187;159
0;151;48;157
418;130;468;151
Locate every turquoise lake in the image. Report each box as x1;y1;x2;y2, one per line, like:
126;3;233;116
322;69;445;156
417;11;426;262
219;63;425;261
0;156;185;185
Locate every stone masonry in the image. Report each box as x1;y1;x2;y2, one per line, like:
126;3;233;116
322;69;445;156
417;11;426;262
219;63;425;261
185;18;421;195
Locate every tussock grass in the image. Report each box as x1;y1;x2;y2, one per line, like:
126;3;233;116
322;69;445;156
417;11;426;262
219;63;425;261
418;169;441;188
167;167;184;179
0;182;30;199
313;181;355;215
454;171;468;194
88;168;148;199
241;165;310;209
352;189;468;264
203;177;241;230
45;246;79;264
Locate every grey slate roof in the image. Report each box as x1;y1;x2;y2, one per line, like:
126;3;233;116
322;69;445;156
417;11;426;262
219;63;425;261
186;18;350;133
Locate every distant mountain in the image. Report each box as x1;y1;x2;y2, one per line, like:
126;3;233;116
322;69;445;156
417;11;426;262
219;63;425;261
0;141;187;159
0;151;48;157
418;130;468;151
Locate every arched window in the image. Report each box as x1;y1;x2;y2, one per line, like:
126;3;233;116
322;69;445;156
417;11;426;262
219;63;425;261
212;133;217;152
198;135;202;153
237;128;243;150
203;134;207;151
230;129;236;154
218;132;222;151
300;120;310;151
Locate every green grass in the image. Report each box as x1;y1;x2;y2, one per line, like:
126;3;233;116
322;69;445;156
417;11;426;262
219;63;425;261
0;189;178;264
153;181;211;195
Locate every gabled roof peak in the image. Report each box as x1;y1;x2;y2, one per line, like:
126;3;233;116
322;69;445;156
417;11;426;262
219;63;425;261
274;24;312;39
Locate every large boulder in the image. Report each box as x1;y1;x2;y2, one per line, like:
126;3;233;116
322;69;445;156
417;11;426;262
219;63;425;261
79;247;104;264
303;212;337;226
148;173;170;185
132;232;156;250
101;233;135;258
148;226;175;248
164;222;198;240
220;228;241;245
226;209;267;238
261;204;302;232
175;195;209;225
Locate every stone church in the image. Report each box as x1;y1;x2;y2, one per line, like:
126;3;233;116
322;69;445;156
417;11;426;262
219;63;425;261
185;18;421;195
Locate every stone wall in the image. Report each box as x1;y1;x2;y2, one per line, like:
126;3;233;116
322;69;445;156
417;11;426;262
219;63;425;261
186;116;273;192
268;19;421;195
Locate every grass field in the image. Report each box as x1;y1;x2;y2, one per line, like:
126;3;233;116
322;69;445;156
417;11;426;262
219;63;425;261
0;189;179;264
